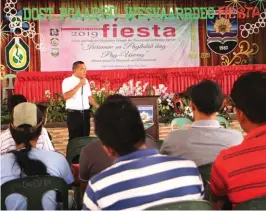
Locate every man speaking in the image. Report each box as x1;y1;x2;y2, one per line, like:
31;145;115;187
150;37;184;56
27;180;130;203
62;61;98;141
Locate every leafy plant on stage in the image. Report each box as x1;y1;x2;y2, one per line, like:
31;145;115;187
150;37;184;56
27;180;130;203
179;97;194;121
117;80;149;96
90;81;114;112
158;92;177;124
1;98;10;124
45;90;67;122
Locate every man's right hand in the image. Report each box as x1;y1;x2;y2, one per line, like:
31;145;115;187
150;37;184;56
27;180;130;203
63;78;86;100
79;78;86;86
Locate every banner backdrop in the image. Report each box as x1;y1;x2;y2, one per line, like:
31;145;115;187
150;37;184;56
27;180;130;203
40;16;199;71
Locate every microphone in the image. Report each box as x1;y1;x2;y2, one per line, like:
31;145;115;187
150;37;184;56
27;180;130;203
81;86;83;95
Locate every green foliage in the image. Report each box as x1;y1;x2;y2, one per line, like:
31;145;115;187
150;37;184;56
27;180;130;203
46;92;67;122
158;93;176;124
1;99;10;124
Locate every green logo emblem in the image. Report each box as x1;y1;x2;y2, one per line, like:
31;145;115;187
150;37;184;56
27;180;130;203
5;37;30;72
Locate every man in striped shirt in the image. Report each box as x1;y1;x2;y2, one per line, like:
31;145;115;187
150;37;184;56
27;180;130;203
210;72;266;208
83;95;204;210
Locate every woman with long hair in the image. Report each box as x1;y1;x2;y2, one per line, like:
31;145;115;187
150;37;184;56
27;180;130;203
1;102;73;210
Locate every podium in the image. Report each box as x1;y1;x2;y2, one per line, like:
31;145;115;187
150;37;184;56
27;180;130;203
130;96;159;140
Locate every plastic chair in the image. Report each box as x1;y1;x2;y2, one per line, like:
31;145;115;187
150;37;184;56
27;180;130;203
216;116;230;129
4;74;16;97
235;196;266;210
198;163;212;182
4;74;16;89
1;175;68;210
66;136;98;165
66;136;98;209
155;140;163;149
198;163;212;200
144;122;154;130
171;117;192;131
145;200;212;210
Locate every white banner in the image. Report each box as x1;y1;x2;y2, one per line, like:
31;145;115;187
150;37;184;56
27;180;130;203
40;17;199;71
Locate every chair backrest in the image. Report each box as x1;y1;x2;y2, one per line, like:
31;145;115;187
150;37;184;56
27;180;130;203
4;74;16;89
235;196;266;210
171;117;192;131
198;163;212;200
145;200;213;210
216;116;230;128
198;163;213;182
145;134;155;141
1;176;68;210
66;136;98;165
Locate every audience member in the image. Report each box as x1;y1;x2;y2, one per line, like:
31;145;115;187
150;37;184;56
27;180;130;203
83;95;204;210
1;95;54;154
210;71;266;208
79;136;158;195
7;94;27;113
161;80;243;166
37;104;54;142
0;102;74;210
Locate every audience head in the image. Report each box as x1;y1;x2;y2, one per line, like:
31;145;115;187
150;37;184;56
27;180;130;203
179;85;195;98
231;71;266;133
37;104;48;125
72;61;86;79
94;94;146;158
10;102;48;176
190;80;223;120
8;94;27;113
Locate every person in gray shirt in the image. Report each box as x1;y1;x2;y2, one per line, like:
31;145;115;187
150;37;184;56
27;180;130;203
160;80;243;167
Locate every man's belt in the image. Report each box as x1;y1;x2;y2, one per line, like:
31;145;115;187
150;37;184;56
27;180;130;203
67;109;89;113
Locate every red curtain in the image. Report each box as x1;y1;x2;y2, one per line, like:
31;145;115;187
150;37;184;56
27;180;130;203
15;65;266;102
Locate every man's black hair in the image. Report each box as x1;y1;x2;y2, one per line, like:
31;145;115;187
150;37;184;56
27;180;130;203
191;80;223;115
8;94;27;113
94;94;145;156
72;61;84;70
231;71;266;124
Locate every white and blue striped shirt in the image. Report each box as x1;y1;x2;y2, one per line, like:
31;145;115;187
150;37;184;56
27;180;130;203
83;149;204;210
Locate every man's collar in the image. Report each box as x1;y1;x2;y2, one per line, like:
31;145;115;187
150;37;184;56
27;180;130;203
191;120;221;128
243;124;266;142
114;148;159;163
71;74;80;80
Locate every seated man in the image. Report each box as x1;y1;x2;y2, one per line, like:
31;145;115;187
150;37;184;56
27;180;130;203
210;71;266;208
37;104;54;145
161;80;243;166
83;95;204;210
1;102;74;210
1;95;54;154
79;136;158;195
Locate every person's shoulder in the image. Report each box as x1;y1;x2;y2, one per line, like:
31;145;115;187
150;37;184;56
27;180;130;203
31;148;65;160
215;141;243;164
83;140;100;151
220;127;243;136
1;152;15;160
218;128;244;142
37;128;50;140
0;128;11;138
40;127;50;137
159;154;197;164
1;152;15;164
62;76;73;83
165;130;191;141
80;141;110;163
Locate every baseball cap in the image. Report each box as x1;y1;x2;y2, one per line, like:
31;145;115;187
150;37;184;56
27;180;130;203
11;102;44;131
